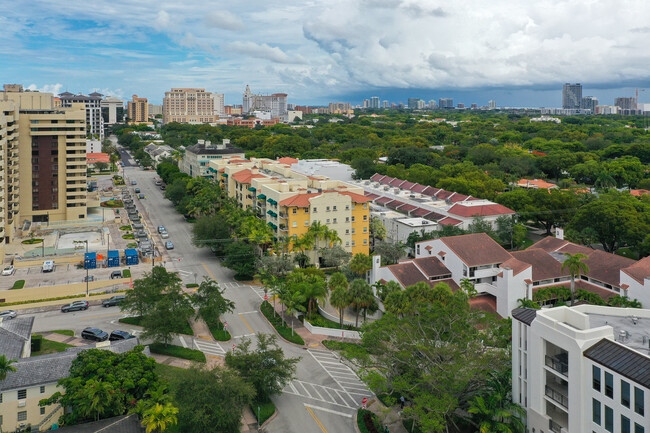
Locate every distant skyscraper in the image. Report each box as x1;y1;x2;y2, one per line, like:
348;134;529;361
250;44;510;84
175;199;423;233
488;100;497;109
127;94;149;124
163;88;219;124
382;100;389;109
407;98;420;109
581;96;598;113
59;91;104;138
428;100;437;109
438;98;453;108
416;100;426;109
363;99;370;109
470;103;478;109
457;103;465;109
370;96;380;109
614;97;637;115
242;85;288;119
562;83;582;109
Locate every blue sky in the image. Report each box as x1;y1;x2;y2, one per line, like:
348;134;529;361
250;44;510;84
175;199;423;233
2;1;650;107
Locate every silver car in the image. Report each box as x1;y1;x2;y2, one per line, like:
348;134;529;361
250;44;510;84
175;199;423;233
0;310;17;320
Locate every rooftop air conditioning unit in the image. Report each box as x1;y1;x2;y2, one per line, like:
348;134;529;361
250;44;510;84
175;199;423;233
364;180;370;185
410;194;416;198
383;186;390;191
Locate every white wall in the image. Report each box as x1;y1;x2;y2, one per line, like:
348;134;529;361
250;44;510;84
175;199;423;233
620;272;650;308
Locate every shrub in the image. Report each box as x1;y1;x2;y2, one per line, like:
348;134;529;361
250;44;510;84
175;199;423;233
12;280;25;290
119;316;143;326
100;199;124;208
186;283;199;288
357;409;381;433
252;400;276;425
149;343;206;363
122;233;135;239
126;243;137;248
203;316;231;341
119;225;132;231
260;301;304;345
21;238;43;244
122;269;131;278
31;334;43;352
306;313;359;331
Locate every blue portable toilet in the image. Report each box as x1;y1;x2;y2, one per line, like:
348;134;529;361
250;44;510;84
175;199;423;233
125;248;139;265
84;252;97;269
107;250;120;267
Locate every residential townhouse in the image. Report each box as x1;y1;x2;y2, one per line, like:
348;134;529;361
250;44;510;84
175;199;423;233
512;305;649;433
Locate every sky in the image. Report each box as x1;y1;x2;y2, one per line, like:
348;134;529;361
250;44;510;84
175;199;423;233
2;0;650;107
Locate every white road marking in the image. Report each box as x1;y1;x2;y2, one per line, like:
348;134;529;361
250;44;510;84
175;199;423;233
179;336;187;348
194;339;226;356
303;403;353;418
307;349;374;402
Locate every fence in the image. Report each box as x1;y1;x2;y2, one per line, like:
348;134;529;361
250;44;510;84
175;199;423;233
303;319;361;340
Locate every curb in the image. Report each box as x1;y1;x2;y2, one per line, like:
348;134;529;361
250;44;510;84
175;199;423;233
260;405;279;429
257;303;305;347
353;409;361;433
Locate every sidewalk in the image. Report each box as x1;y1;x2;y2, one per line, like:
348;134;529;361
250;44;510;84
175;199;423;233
366;398;408;433
268;300;328;348
40;332;87;347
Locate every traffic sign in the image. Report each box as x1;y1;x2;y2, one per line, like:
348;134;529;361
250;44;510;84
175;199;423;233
264;294;268;300
223;321;228;329
362;397;367;409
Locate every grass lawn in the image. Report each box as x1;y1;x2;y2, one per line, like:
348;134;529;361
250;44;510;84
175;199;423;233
260;301;304;345
31;339;73;356
252;400;276;425
306;312;359;331
149;343;206;363
322;339;370;362
11;280;25;290
204;317;231;341
49;329;75;337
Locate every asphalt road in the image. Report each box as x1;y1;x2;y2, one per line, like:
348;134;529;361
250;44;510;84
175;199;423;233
26;143;364;433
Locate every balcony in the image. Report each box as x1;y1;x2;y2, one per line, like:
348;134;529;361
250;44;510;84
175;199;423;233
545;384;568;409
545;354;568;376
549;419;562;433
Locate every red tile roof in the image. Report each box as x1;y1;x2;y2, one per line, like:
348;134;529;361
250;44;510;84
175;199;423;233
438;233;513;266
469;294;498;316
447;203;515;217
424;212;446;222
630;189;650;197
276;157;298;165
511;249;566;280
365;193;380;200
386;200;405;210
375;196;393;205
622;256;650;284
278;193;321;208
436;189;454;200
370;173;385;182
410;184;429;194
411;256;451;278
338;191;372;203
411;208;431;217
400;181;416;190
516;179;558;189
421;186;440;197
232;169;266;184
389;178;405;187
387;262;427;287
527;236;570;252
397;203;417;213
500;257;532;276
438;217;463;226
87;153;110;164
379;176;395;185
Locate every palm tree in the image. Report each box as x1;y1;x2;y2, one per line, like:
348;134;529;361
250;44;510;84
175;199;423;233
561;253;590;306
329;286;350;329
141;402;179;433
349;253;373;278
467;370;526;433
328;272;349;292
347;279;374;327
282;290;306;336
0;355;17;381
303;279;328;319
80;379;115;421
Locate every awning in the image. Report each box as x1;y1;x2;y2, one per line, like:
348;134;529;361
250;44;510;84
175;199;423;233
268;222;277;229
221;173;228;177
267;210;277;217
257;194;266;200
267;198;277;205
248;187;256;192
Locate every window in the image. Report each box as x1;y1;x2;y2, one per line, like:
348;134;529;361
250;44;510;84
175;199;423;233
363;203;367;209
605;372;613;398
351;228;356;234
17;389;26;399
345;229;349;234
292;208;297;214
621;415;630;433
345;205;349;210
346;241;350;247
363;239;368;245
346;217;350;222
635;423;645;433
17;411;27;422
351;216;355;222
634;387;644;415
593;366;601;391
0;392;2;403
313;207;317;213
621;380;630;407
333;206;337;211
40;386;45;394
333;218;337;223
326;219;330;224
363;215;368;221
326;206;330;212
40;407;46;415
292;221;297;228
605;405;613;433
593;399;601;425
352;241;356;247
363;227;367;233
305;221;309;226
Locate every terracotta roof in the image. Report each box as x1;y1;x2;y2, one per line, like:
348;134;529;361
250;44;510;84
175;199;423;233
379;176;395;185
448;193;470;202
527;236;570;252
279;193;321;208
630;189;650;197
389;178;405;187
410;184;429;194
375;196;393;205
365;193;380;200
437;216;463;226
512;249;566;280
500;257;532;276
370;173;385;183
411;256;452;278
622;256;650;284
432;278;460;292
338;191;372;203
580;250;635;288
435;189;453;200
387;262;427;287
400;181;416;190
469;294;498;316
386;200;405;210
447;203;515;217
423;211;445;221
276;157;298;165
437;233;513;266
232;169;266;184
516;179;558;189
397;203;417;213
421;186;441;197
87;153;110;164
411;208;431;217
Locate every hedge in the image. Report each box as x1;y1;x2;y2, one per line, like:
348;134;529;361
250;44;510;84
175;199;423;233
252;400;276;425
357;409;382;433
122;269;131;278
306;312;359;331
260;301;304;345
149;343;206;363
203;315;231;341
31;334;43;352
11;280;25;290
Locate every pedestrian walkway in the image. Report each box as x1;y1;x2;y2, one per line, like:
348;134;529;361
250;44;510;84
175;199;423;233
40;332;87;347
193;339;226;357
307;349;373;401
283;379;367;410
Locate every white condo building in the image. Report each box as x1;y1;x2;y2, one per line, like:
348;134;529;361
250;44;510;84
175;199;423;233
513;305;649;433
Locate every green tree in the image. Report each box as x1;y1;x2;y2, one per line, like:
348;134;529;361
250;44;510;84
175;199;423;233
460;278;477;298
122;266;182;317
0;355;17;381
377;280;401;302
141;402;178;433
561;253;590;306
192;278;235;326
319;245;352;268
373;241;405;265
223;241;256;279
95;161;108;172
171;366;254;433
79;379;117;421
369;216;387;247
280;288;306;336
328;272;349;292
192;215;232;252
349;253;372;278
329;286;350;329
347;279;374;327
225;334;299;402
285;270;327;318
467;371;526;433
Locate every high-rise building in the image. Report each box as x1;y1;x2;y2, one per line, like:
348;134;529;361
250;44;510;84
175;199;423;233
0;97;20;259
370;96;380;109
488;100;497;109
163;88;219;124
615;97;637;115
242;85;288;120
417;100;426;109
407;98;421;109
562;83;582;109
127;95;149;124
438;98;454;108
428;100;437;109
100;96;125;127
59;91;104;139
328;103;352;114
457;103;465;109
0;85;88;240
148;104;163;116
213;93;225;116
581;96;598;113
362;99;370;109
382;100;390;109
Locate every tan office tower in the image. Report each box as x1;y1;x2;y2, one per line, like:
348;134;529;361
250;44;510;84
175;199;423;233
0;85;88;231
163;88;218;124
0;99;20;259
127;94;149;124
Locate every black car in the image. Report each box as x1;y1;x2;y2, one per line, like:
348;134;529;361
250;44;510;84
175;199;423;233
109;330;135;341
81;327;108;342
110;270;123;279
102;295;125;307
61;300;89;312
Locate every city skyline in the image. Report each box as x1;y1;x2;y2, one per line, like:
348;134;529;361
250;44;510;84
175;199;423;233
3;1;650;107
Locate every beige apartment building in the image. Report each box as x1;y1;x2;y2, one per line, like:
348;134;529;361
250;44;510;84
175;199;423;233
163;88;219;124
0;99;20;260
212;157;370;256
127;94;149;124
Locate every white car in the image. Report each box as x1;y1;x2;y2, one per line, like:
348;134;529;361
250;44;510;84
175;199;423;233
0;310;17;320
2;265;15;276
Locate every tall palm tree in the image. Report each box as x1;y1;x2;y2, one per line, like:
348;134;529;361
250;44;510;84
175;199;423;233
141;402;179;433
561;253;590;306
347;279;374;327
349;253;372;278
302;279;328;319
282;290;306;336
329;286;350;329
467;370;526;433
0;355;17;381
80;379;115;421
328;272;349;292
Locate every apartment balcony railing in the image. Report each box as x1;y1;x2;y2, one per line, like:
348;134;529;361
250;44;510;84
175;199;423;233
545;355;568;376
549;419;564;433
545;385;568;409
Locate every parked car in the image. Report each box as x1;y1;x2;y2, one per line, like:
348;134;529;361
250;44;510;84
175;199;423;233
131;180;137;185
158;225;166;233
135;188;140;193
160;231;169;239
110;270;123;279
0;310;17;320
165;241;174;250
138;193;145;199
42;260;55;272
2;265;15;276
83;275;95;282
109;330;135;341
81;327;108;342
102;295;126;307
61;300;89;313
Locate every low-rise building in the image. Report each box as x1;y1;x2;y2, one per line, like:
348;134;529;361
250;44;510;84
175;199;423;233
144;143;174;167
512;305;650;433
514;178;559;189
180;139;245;178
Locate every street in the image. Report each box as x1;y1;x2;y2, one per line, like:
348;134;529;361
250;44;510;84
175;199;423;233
25;143;364;433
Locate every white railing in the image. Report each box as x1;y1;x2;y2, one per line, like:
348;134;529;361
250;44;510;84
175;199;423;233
474;282;499;297
303;319;361;340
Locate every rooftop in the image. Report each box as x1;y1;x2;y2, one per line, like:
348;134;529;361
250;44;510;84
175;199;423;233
291;159;355;182
436;233;513;267
0;316;34;360
587;312;650;355
57;414;142;433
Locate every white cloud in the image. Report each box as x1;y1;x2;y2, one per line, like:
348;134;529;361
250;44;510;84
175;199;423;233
26;83;63;95
204;11;245;31
226;41;304;64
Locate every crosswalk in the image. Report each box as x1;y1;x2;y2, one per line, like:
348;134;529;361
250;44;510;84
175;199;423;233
193;339;226;357
221;281;268;301
283;380;364;409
